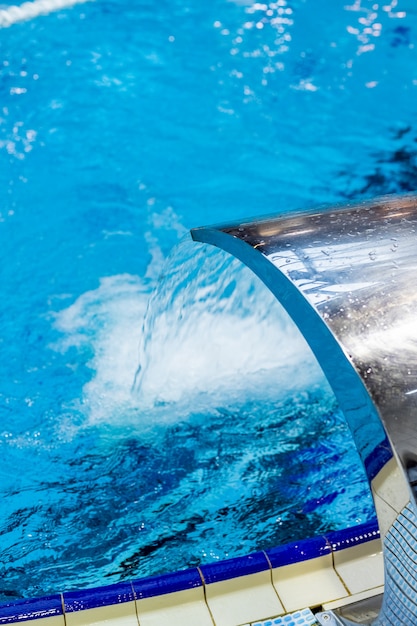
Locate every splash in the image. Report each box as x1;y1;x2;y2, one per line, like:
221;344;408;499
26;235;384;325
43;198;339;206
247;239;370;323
51;239;328;427
134;239;328;409
51;273;149;425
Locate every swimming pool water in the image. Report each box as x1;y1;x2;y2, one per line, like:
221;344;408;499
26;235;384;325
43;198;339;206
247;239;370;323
0;0;416;601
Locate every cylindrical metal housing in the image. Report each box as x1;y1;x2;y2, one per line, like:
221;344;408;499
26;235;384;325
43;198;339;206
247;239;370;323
191;194;417;509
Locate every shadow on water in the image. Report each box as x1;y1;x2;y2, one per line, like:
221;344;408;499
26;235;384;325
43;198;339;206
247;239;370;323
339;127;417;199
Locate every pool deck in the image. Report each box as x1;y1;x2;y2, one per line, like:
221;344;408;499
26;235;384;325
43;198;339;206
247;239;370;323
0;520;383;626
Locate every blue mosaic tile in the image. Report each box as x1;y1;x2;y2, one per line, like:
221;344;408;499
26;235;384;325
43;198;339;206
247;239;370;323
200;551;270;584
253;608;318;626
133;567;202;599
0;595;63;624
266;534;330;568
377;502;417;624
63;581;134;612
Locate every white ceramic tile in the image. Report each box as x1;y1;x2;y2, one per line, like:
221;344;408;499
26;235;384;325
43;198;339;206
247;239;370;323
325;589;383;622
371;490;401;538
204;570;284;626
322;586;384;612
371;456;409;515
333;539;384;594
64;600;138;626
272;555;347;612
24;617;66;626
136;588;213;626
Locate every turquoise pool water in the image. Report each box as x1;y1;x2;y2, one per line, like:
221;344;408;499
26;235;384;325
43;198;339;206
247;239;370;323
0;0;416;601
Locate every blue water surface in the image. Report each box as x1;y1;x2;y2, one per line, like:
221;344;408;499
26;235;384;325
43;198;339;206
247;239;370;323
0;0;416;600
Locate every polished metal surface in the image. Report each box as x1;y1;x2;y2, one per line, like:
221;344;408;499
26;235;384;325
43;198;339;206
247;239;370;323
192;195;417;625
191;194;417;508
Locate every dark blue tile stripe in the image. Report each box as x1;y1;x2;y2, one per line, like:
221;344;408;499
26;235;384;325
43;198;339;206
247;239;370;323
364;435;393;482
199;551;270;584
0;519;382;620
132;568;202;599
0;451;389;621
326;519;380;552
0;595;62;624
63;582;134;612
266;534;331;568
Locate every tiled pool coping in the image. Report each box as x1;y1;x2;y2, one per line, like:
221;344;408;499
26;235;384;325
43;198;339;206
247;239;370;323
0;518;381;624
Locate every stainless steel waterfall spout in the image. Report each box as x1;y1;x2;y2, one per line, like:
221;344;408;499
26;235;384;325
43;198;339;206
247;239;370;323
191;194;417;506
191;193;417;625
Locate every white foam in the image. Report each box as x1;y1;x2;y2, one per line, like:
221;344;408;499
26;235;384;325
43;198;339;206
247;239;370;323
135;242;327;410
50;248;327;429
0;0;92;28
51;274;149;425
136;286;324;409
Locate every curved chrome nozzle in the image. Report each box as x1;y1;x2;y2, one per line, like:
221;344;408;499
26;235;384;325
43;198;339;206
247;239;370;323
191;193;417;624
191;194;417;506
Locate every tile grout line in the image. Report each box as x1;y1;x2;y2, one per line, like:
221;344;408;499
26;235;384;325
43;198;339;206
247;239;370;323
130;581;141;626
328;537;351;598
60;593;66;626
197;566;217;626
263;549;287;615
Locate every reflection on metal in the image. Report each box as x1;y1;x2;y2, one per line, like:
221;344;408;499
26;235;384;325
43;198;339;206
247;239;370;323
191;193;417;625
191;194;417;504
